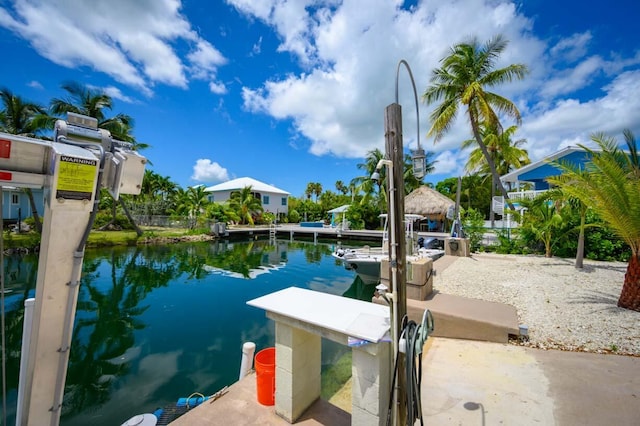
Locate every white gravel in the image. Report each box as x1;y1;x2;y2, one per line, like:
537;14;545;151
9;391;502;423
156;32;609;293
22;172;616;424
433;253;640;356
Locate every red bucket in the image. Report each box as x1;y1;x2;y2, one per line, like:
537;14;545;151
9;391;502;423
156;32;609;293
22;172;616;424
255;347;276;405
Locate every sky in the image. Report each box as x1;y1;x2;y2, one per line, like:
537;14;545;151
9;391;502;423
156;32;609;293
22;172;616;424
0;0;638;198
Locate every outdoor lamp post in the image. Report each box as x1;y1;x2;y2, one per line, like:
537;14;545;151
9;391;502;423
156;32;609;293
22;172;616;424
381;59;425;426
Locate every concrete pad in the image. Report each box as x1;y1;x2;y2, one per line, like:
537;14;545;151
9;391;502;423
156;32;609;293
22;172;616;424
422;337;640;426
170;371;350;426
534;348;640;426
422;337;555;425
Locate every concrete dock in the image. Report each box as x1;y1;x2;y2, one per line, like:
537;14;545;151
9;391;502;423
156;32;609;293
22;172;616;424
169;254;640;425
171;337;640;425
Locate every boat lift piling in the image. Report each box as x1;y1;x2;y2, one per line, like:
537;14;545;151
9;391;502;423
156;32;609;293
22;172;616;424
0;113;146;426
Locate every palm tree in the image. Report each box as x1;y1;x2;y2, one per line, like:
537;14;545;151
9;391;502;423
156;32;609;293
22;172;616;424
351;148;385;206
463;124;530;224
50;81;113;121
312;182;322;201
171;186;211;228
548;129;640;311
423;35;528;212
335;180;348;195
229;186;264;225
305;183;314;201
0;88;47;136
520;194;563;257
52;82;147;234
0;88;48;233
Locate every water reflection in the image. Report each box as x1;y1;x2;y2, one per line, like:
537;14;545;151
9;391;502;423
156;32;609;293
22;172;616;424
2;239;374;425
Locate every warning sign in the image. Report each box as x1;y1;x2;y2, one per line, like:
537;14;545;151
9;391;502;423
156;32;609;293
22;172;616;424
55;155;98;200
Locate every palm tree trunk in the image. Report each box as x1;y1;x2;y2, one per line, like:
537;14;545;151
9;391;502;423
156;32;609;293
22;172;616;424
24;188;42;234
469;116;515;211
489;178;495;228
575;209;586;269
119;198;143;237
99;199;117;230
618;253;640;312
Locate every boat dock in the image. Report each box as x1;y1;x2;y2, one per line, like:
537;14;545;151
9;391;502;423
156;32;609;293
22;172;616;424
168;254;640;426
223;223;449;243
170;344;640;425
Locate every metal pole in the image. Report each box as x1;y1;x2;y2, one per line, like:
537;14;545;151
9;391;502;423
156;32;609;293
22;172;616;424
16;298;35;426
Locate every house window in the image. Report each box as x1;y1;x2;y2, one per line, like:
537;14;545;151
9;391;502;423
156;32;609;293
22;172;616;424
263;195;270;205
281;197;287;206
11;194;19;205
208;195;215;202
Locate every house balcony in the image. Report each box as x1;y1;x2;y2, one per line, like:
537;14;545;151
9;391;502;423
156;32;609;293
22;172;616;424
491;189;550;227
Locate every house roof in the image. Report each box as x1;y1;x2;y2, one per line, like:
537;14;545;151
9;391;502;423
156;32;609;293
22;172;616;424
205;177;290;195
500;146;591;183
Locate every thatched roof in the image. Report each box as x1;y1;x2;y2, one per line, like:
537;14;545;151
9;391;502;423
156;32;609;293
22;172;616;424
404;186;455;218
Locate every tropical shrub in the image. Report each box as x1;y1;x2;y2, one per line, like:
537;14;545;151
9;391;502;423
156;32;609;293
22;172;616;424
288;209;301;223
461;207;485;252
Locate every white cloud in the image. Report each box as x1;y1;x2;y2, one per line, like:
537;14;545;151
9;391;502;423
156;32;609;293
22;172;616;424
188;40;227;80
231;0;639;170
0;0;228;95
550;32;592;63
86;84;136;104
228;0;319;63
520;70;640;162
540;55;604;98
27;80;43;89
209;81;227;95
102;86;136;104
251;36;263;56
191;158;230;182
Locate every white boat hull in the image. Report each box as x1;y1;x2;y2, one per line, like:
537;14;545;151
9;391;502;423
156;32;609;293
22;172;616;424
333;247;444;285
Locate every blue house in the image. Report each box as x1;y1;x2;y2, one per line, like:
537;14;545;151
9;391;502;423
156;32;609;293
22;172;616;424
1;187;45;226
500;146;594;191
494;146;594;218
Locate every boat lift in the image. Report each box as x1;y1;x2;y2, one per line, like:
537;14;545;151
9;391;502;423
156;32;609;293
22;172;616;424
0;113;146;426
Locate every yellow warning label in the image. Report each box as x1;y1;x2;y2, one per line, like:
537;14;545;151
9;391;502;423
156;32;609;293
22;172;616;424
56;155;98;200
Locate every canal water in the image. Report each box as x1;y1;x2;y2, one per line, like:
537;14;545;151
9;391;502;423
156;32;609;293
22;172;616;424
1;238;374;425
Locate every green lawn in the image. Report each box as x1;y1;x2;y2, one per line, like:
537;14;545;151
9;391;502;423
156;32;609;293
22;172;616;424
3;226;205;250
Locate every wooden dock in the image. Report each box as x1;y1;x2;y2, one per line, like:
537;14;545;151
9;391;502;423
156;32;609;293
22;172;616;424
223;223;449;243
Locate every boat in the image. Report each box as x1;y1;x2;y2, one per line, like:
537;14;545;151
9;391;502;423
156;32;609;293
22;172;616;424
332;214;444;284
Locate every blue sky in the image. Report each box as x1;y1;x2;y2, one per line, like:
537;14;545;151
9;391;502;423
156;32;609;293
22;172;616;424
1;0;638;198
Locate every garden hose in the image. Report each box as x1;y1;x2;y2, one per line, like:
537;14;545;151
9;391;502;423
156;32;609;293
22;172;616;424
386;310;435;425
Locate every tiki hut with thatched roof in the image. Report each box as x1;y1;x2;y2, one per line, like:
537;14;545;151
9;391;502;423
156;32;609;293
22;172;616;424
404;186;455;232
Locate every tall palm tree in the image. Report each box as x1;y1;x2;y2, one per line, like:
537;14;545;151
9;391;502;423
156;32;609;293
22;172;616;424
52;82;147;234
423;35;528;211
335;180;348;195
463;124;530;224
312;182;322;202
0;88;48;232
50;82;113;121
462;124;529;181
351;149;385;205
548;129;640;311
229;186;264;225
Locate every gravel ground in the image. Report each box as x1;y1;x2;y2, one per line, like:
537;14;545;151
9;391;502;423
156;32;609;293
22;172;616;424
434;253;640;356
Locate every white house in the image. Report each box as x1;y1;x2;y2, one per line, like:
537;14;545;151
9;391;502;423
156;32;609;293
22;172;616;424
205;177;290;216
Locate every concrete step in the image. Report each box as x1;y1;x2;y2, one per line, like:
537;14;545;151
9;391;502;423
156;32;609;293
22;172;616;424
407;292;519;343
